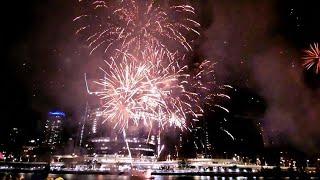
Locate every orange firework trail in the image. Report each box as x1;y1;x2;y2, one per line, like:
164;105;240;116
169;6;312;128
74;0;200;56
302;43;320;74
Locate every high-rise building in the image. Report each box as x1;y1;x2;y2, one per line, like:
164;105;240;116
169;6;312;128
9;128;21;144
43;111;65;151
76;102;157;157
5;128;24;160
191;120;212;158
77;102;90;147
76;103;105;147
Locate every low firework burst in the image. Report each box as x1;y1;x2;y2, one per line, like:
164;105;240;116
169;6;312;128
93;57;151;130
87;49;201;131
85;46;232;132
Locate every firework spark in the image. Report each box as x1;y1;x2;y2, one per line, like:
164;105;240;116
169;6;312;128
189;60;232;111
74;0;200;56
94;58;151;130
221;128;235;140
302;43;320;74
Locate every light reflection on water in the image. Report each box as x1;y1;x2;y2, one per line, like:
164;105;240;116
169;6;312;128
18;174;312;180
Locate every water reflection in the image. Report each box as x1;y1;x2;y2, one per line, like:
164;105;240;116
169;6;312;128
13;174;318;180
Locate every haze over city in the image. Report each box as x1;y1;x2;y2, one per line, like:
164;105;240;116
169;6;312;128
2;0;320;175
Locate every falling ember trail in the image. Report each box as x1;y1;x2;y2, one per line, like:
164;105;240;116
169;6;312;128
123;130;133;167
221;128;235;140
214;105;229;113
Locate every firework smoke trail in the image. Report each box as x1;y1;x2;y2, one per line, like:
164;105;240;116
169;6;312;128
74;0;200;56
302;42;320;74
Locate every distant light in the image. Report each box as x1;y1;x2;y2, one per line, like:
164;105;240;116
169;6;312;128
49;111;66;117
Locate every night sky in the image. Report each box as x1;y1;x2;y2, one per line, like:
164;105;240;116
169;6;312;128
3;0;320;153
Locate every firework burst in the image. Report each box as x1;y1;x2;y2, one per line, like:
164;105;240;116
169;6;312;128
93;57;151;130
74;0;200;56
85;45;232;132
302;43;320;74
77;0;232;159
87;49;202;131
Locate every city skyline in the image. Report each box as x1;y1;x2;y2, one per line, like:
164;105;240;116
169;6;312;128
2;0;320;157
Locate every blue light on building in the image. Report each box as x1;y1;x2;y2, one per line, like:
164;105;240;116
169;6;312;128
49;111;66;117
45;111;66;151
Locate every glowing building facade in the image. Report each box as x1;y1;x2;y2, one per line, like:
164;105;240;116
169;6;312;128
87;109;156;157
76;103;157;157
44;111;65;150
89;136;156;157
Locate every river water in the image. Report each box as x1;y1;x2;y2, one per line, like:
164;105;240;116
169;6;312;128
16;173;320;180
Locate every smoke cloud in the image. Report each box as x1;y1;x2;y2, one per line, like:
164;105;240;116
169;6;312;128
200;0;320;152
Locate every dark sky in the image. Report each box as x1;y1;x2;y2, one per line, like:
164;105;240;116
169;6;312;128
3;0;320;152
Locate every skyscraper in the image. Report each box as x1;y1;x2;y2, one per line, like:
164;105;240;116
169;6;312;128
191;119;212;158
77;102;90;147
76;103;104;148
161;119;209;159
43;111;65;151
6;127;24;160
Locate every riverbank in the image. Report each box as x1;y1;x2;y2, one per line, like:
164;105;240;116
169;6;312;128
1;168;319;178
